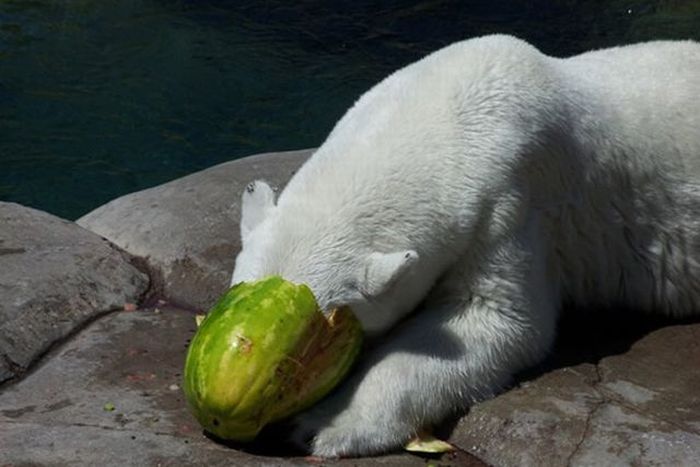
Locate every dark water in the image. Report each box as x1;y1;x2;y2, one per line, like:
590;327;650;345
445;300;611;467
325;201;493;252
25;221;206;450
1;1;699;220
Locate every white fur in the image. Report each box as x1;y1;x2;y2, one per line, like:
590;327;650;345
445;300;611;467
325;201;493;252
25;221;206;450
231;35;700;457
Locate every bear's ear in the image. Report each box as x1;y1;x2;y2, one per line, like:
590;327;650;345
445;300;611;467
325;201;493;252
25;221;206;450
240;180;276;245
361;250;419;297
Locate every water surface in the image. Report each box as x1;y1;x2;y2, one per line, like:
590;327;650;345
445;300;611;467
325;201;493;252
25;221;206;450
1;1;698;219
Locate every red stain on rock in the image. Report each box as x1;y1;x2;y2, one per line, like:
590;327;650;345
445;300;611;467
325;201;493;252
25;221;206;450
126;372;157;383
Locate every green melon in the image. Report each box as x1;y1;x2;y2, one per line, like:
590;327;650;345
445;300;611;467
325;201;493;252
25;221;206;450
183;276;363;441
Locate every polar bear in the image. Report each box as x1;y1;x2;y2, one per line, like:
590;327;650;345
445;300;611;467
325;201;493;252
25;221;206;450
231;35;700;457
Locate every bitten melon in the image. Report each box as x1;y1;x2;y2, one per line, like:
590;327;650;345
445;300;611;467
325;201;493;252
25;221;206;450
183;276;363;441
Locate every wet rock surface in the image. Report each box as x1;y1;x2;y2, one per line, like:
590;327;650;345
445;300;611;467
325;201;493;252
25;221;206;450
77;149;313;312
2;150;699;466
0;202;149;384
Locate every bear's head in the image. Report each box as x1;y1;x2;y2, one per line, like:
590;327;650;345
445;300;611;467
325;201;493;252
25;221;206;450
231;180;421;336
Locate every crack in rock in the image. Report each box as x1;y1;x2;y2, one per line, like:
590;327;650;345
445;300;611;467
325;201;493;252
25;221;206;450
596;386;700;436
0;306;124;390
565;363;605;467
565;354;700;466
1;352;24;378
594;353;699;436
565;398;606;467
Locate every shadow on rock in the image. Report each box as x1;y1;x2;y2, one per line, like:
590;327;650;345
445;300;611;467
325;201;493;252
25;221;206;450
203;420;307;457
517;307;700;381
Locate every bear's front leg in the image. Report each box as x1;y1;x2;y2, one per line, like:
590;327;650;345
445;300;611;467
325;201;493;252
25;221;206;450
293;236;558;457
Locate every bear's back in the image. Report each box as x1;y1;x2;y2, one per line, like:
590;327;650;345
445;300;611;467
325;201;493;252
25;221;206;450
558;40;700;176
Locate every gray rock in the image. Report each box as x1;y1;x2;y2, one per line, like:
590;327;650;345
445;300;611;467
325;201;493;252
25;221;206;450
451;319;700;466
0;202;149;383
0;304;485;467
77;149;313;312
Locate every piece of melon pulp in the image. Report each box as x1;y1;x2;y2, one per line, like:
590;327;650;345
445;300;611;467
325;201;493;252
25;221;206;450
183;276;363;441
